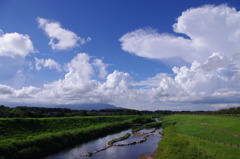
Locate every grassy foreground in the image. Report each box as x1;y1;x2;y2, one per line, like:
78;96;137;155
155;115;240;159
0;115;152;159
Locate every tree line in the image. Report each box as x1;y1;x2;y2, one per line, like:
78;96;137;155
0;105;239;118
0;105;143;118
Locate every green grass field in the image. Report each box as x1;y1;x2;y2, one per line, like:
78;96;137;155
0;115;152;159
155;115;240;159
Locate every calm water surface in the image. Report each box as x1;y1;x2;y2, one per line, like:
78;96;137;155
44;128;162;159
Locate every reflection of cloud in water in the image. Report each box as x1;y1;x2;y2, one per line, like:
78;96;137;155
105;146;118;158
44;129;162;159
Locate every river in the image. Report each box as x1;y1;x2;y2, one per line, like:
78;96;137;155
43;128;162;159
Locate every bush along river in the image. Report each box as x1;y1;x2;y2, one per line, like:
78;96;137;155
44;125;162;159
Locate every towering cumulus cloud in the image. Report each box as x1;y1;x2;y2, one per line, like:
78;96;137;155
150;53;240;104
120;5;240;63
0;52;239;110
118;4;240;109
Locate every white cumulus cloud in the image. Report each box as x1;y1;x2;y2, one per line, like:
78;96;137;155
42;53;107;104
37;17;91;50
93;59;108;79
0;53;133;106
35;58;62;72
0;84;14;95
1;4;240;111
0;52;239;110
120;4;240;63
0;30;34;57
149;53;240;104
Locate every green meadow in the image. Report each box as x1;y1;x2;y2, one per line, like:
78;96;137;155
0;115;153;159
155;115;240;159
1;114;239;159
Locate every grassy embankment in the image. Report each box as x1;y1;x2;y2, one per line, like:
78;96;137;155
0;115;153;159
155;115;240;159
131;120;162;133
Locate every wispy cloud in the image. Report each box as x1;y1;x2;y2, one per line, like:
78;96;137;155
35;58;62;72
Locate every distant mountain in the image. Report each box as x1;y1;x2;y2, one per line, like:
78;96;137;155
54;103;126;110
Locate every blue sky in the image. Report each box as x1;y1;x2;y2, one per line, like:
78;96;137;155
0;0;239;110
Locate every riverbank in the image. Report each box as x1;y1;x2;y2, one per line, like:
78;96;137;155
45;127;162;159
154;115;240;159
138;154;154;159
0;116;153;159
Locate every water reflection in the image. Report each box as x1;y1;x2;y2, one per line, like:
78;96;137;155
44;128;162;159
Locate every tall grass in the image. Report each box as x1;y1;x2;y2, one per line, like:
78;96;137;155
155;115;240;159
0;115;153;159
